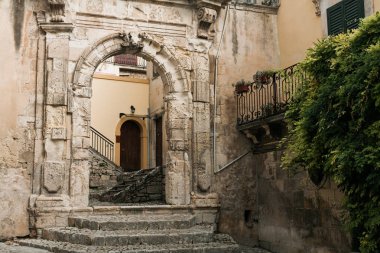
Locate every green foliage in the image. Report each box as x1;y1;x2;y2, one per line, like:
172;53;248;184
231;79;251;87
283;13;380;252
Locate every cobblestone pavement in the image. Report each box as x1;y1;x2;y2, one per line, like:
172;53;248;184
0;241;272;253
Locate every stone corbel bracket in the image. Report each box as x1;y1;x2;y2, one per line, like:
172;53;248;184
48;0;65;22
197;7;218;39
120;33;144;54
312;0;321;16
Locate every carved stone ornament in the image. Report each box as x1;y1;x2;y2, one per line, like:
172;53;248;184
197;7;217;39
312;0;321;16
48;0;65;22
120;33;144;54
193;0;230;8
43;162;65;193
197;172;211;192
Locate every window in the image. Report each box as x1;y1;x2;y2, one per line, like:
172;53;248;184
327;0;364;35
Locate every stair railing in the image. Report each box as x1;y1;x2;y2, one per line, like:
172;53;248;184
90;127;114;162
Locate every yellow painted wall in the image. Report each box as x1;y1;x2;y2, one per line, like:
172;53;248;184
277;0;323;68
91;74;149;143
375;0;380;12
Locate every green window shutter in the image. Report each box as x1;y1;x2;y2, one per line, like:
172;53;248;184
327;2;344;35
344;0;365;30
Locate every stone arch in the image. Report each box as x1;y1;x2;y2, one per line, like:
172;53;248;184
69;32;192;205
114;116;148;169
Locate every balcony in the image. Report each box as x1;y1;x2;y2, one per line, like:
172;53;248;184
235;64;305;151
101;54;147;76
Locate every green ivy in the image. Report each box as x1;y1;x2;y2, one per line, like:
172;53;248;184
282;13;380;252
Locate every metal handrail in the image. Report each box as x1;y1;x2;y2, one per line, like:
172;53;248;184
236;64;306;126
90;127;114;162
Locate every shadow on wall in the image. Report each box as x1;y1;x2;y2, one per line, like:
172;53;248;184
215;150;351;253
12;0;25;50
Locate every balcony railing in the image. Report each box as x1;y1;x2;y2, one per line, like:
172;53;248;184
236;64;306;126
104;54;147;69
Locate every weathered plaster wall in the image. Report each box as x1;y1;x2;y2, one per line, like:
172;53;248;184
213;5;280;166
213;4;350;253
0;0;43;239
212;3;280;246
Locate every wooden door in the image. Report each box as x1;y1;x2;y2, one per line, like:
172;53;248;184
120;121;141;171
155;117;163;167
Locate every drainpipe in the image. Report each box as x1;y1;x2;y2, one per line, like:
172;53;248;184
213;4;230;173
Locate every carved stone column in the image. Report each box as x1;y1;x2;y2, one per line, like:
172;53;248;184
32;21;74;217
165;93;192;205
191;54;218;206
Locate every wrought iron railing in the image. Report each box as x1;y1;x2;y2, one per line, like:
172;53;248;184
236;64;306;126
236;0;280;7
90;127;114;162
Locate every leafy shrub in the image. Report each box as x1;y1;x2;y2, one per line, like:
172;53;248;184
282;13;380;252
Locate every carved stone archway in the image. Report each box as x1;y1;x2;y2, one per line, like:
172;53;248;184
69;32;192;206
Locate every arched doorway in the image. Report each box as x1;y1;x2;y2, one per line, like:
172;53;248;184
71;32;193;205
120;120;141;171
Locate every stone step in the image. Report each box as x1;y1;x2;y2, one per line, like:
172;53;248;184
68;214;196;231
18;238;240;253
42;226;217;246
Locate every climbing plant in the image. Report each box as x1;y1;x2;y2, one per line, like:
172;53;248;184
282;13;380;252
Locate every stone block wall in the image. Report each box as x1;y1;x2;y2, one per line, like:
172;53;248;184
214;150;351;253
99;167;166;204
89;149;121;201
119;168;165;203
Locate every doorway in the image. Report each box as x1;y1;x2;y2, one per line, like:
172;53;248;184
73;32;192;205
120;120;141;171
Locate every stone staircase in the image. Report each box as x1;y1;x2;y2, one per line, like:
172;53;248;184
98;167;165;204
18;211;240;253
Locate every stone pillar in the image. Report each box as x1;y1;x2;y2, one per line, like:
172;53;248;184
33;23;74;211
191;54;219;206
165;93;192;205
